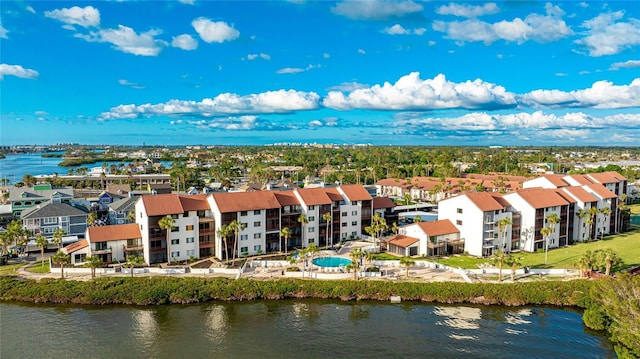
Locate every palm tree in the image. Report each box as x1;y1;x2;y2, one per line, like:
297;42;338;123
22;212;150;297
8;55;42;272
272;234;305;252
399;256;415;278
364;250;375;270
126;210;137;223
158;215;174;264
125;254;144;277
491;250;507;282
306;243;319;274
86;212;97;227
217;224;231;263
35;235;48;266
577;208;588;242
496;217;513;252
413;215;423;223
504;254;521;281
84;255;103;279
616;193;628;232
540;226;553;266
587;207;600;241
53;227;66;249
297;214;309;247
577;250;596;277
598;249;623;276
0;231;10;256
599;207;611;240
51;250;70;279
347;248;364;280
322;212;332;248
227;220;245;264
280;227;291;255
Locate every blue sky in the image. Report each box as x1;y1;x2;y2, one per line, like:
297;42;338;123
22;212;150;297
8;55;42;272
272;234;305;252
1;1;639;146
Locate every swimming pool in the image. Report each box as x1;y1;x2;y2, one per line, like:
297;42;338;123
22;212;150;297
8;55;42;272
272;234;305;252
312;257;352;268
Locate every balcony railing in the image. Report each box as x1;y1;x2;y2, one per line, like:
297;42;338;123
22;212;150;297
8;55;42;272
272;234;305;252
125;244;143;251
93;247;112;254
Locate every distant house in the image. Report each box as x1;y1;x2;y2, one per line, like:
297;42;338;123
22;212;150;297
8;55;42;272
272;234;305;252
9;183;74;217
21;201;89;239
108;195;140;225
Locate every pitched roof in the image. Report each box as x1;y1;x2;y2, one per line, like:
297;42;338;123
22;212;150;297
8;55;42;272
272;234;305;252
515;188;569;209
587;171;627;184
64;239;88;254
541;174;570;187
553;189;577;204
465;192;510;212
373;197;396;209
274;191;300;207
9;186;74;201
211;191;281;213
323;187;345;202
584;184;617;199
106;184;131;194
561;186;598;204
140;194;184;216
417;220;459;237
565;174;595;186
179;194;210;211
339;184;373;201
386;234;419;248
109;195;140;212
295;188;332;205
87;223;142;243
20;202;90;219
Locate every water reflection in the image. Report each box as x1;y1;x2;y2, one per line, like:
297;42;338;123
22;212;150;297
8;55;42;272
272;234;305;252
202;305;227;346
131;309;160;357
433;306;482;330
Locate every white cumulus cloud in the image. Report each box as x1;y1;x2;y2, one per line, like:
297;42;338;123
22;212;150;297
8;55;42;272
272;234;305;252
575;11;640;56
323;72;517;111
331;0;423;20
276;64;319;74
100;89;320;120
520;78;640;109
76;25;167;56
44;5;100;28
172;34;198;50
247;53;271;60
436;2;500;18
610;60;640;70
192;17;239;43
0;64;39;80
383;24;426;35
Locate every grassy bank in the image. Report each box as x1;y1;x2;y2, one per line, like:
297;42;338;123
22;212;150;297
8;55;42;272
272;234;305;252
0;276;594;307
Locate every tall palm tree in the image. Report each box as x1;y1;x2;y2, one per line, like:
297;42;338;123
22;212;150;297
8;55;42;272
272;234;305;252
217;224;231;263
280;227;291;255
306;243;319;273
125;254;144;277
577;209;588;242
297;213;309;247
51;250;70;279
84;255;103;279
347;248;364;280
599;207;611;240
364;250;375;270
598;249;623;276
540;226;553;266
322;212;332;248
53;227;66;249
0;231;10;256
491;250;507;282
587;207;600;241
496;217;513;252
158;215;174;263
35;235;48;266
399;256;415;278
227;220;245;264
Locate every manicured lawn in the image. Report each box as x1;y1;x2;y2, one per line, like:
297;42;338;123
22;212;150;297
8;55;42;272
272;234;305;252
0;263;24;276
432;229;640;270
25;262;51;273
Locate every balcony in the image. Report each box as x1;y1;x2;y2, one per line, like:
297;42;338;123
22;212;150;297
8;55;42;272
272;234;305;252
93;246;112;255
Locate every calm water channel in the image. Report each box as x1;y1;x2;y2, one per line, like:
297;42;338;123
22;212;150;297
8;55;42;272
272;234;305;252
1;300;614;358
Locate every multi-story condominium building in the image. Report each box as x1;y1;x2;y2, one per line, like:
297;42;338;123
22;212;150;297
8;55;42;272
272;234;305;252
560;186;599;243
387;220;462;257
438;192;516;257
9;183;74;216
373;197;397;225
21;200;89;240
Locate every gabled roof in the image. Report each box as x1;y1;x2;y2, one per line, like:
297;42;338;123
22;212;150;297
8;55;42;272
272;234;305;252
109;195;140;212
179;194;210;211
9;186;74;201
561;186;597;204
20;202;90;219
373;197;396;209
584;184;617;200
339;185;373;201
565;174;595;186
295;188;332;206
587;171;627;184
87;223;142;243
465;192;510;212
64;239;88;254
323;188;345;202
417;219;459;237
386;234;419;248
541;174;570;187
106;184;131;195
211;191;281;213
140;194;184;216
274;191;300;207
514;188;569;209
553;189;577;204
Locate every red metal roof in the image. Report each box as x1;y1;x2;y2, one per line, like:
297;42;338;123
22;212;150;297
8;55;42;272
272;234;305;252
417;219;459;237
339;185;373;201
140;194;184;216
87;223;142;243
295;188;332;205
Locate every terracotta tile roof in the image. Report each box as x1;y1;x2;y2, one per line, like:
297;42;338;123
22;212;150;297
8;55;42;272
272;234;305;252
376;178;407;186
541;174;570;187
553;189;577;204
141;194;185;216
323;187;345;202
465;192;510;211
373;197;396;209
464;173;529;182
562;186;598;204
386;234;419;248
339;185;372;201
587;171;627;184
417;219;459;237
584;184;617;199
179;194;210;211
295;188;332;205
274;191;300;207
87;223;142;243
515;188;570;209
211;191;281;213
565;174;595;186
63;239;88;254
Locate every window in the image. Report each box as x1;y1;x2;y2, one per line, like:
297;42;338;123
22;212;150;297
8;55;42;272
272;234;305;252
241;247;248;253
254;210;261;215
351;231;357;237
171;226;179;232
241;234;248;241
186;249;195;257
186;237;195;243
44;217;57;224
183;211;189;217
171;239;179;245
456;220;463;225
309;216;315;221
351;221;357;226
351;201;357;205
308;205;315;210
457;208;463;214
240;211;247;216
342;212;347;216
254;221;261;227
186;225;194;231
352;211;357;216
342;222;347;227
171;251;180;258
171;214;179;219
74;253;86;263
254;233;261;239
254;245;261;251
308;227;315;233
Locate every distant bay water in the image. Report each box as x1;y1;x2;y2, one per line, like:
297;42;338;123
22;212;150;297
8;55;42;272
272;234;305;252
0;301;614;358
